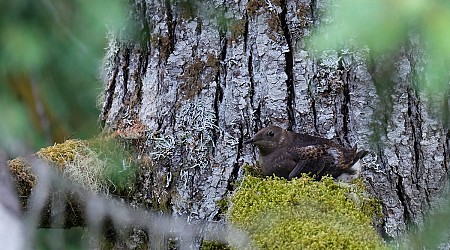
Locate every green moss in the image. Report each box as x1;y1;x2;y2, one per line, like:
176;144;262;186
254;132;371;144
37;139;81;168
7;157;35;207
228;175;386;249
35;137;139;195
242;164;264;178
201;240;231;250
89;138;139;196
217;198;229;212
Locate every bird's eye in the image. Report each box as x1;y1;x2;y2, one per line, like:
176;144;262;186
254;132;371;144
267;131;274;137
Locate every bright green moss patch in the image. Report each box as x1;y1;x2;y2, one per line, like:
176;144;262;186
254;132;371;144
229;175;385;249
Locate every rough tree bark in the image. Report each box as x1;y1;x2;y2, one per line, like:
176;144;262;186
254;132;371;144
99;0;449;243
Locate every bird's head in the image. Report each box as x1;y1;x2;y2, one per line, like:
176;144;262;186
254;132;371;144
244;126;290;155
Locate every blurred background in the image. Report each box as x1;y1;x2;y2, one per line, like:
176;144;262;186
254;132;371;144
0;0;127;159
0;1;128;248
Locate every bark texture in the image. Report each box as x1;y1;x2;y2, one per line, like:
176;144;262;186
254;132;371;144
99;0;449;241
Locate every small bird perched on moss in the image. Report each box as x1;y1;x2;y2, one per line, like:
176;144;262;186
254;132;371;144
244;126;368;181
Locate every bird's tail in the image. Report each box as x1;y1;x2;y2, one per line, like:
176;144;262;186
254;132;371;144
341;149;369;178
346;146;369;168
347;149;369;169
355;150;369;162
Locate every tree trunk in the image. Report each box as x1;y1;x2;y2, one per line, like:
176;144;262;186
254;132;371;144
99;0;449;242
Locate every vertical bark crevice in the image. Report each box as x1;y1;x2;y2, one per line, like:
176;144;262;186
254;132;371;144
396;176;412;228
444;131;450;175
138;24;150;79
340;61;351;145
164;0;176;57
279;0;295;131
124;49;148;114
243;13;249;52
212;36;226;148
100;50;120;128
133;58;144;110
136;1;152;70
137;47;151;107
443;90;450;128
227;124;244;191
120;47;131;109
247;51;260;132
308;76;318;133
195;18;202;36
310;0;316;21
407;89;423;187
212;84;223;148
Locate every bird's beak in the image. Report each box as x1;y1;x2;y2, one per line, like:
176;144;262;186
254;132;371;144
244;138;254;144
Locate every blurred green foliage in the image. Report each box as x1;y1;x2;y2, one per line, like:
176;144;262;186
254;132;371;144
36;228;87;250
310;0;450;112
0;0;127;157
396;186;450;249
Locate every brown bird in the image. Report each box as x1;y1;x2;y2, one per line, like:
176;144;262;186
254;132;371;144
244;126;368;181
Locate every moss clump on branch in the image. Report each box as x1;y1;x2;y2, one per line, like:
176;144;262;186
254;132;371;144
228;175;385;249
35;138;139;195
7;157;36;207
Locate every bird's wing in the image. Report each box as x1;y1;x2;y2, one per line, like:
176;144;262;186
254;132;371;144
287;145;337;179
288;159;317;180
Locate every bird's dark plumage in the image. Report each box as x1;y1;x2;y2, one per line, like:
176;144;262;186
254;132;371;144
245;126;368;180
